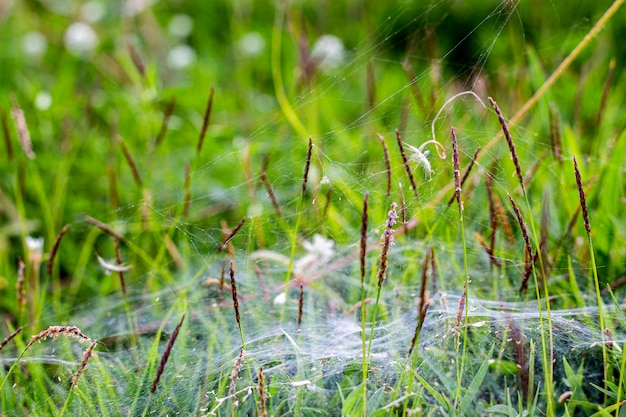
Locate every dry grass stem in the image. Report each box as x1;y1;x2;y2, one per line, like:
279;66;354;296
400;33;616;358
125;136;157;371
1;108;13;160
297;283;304;331
301;137;313;196
395;130;419;199
376;133;391;196
509;320;529;399
114;239;127;295
323;185;333;218
9;94;35;160
47;224;69;276
573;155;591;235
360;193;369;286
218;216;248;252
507;193;533;295
85;215;126;243
155;97;176;147
115;135;143;188
16;258;25;317
451;127;463;211
447;146;480;207
377;202;398;287
197;86;215;153
151;313;185;393
488;97;524;192
0;327;23;352
27;326;91;349
260;154;283;218
258;366;267;417
71;341;98;389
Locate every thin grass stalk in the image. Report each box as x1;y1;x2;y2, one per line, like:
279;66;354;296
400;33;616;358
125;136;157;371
16;258;25;320
85;215;126;243
0;327;22;352
151;313;185;394
359;192;369;416
230;261;245;349
301;137;313;196
451;127;471;408
507;194;533;295
155;97;176;147
367;202;397;362
376;134;391;196
197;87;215;153
395;130;419;199
409;249;431;355
59;341;98;416
47;224;69;276
218;216;248;252
0;326;91;393
447;146;481;207
297;283;304;331
9;94;35;160
113;239;127;295
115;135;143;188
548;103;562;163
280;138;313;323
257;366;267;417
573;155;607;383
260;154;283;217
491;98;554;413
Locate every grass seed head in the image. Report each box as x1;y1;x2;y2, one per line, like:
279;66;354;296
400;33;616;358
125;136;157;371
151;313;185;394
573;155;591;235
489;97;525;192
395;130;419;199
71;341;97;389
0;327;23;352
27;326;91;349
377;202;397;287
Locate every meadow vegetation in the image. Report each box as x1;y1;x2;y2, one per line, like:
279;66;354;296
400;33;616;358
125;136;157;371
0;0;625;416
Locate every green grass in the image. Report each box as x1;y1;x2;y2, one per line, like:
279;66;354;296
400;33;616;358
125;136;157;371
1;0;626;416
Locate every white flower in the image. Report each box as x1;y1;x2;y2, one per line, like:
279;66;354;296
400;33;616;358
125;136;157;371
405;143;433;179
311;35;345;71
64;22;98;56
25;236;44;252
294;234;335;274
25;236;44;264
80;1;106;23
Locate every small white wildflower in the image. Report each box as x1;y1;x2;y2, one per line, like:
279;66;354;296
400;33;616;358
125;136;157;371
35;91;52;111
22;32;48;58
294;234;335;275
311;35;345;71
168;14;193;38
25;236;44;264
273;292;286;306
320;176;330;185
405;143;433;179
64;22;99;56
237;32;265;57
167;44;196;69
97;255;132;275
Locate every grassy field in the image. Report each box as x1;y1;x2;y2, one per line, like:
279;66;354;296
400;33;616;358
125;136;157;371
1;0;625;416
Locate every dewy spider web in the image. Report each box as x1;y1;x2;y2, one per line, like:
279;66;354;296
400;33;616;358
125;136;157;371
12;1;625;415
